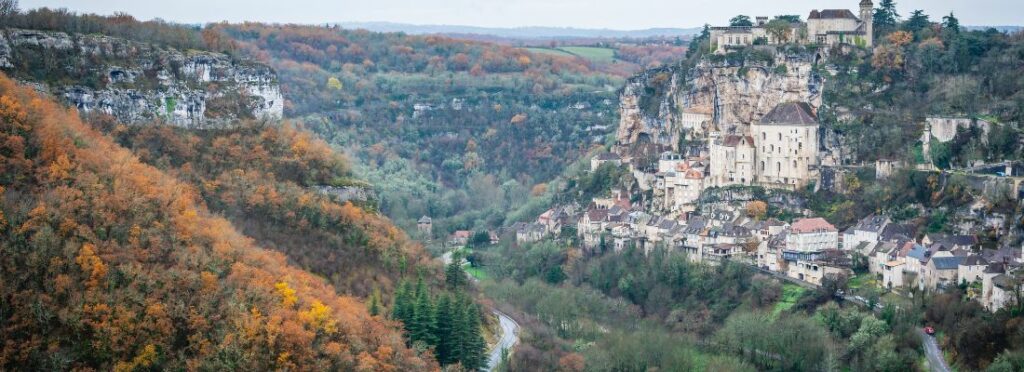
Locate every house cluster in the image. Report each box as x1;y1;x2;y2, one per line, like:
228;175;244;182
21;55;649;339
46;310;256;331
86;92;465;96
710;0;874;53
610;102;822;216
509;205;579;244
841;214;1024;311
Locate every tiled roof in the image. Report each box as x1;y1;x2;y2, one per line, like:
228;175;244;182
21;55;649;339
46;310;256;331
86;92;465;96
852;214;889;233
931;256;966;270
881;223;916;242
791;218;837;233
758;102;818;126
722;135;755;147
962;256;988;266
808;9;857;20
418;216;432;223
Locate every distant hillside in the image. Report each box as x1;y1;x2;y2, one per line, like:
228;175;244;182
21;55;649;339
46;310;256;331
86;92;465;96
337;22;701;40
964;25;1023;33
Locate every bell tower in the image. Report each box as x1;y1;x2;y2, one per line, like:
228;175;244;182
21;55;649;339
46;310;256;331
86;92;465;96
860;0;874;47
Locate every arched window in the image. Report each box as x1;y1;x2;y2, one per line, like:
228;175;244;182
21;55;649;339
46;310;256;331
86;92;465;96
776;162;781;173
778;133;782;141
792;160;797;169
762;132;766;140
760;161;765;171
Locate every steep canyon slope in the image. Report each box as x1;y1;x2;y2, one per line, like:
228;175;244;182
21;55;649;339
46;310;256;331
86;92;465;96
616;52;823;150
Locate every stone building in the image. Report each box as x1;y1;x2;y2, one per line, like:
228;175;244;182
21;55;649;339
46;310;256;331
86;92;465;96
709;133;756;187
708;0;873;53
807;0;874;47
750;102;820;189
417;216;433;237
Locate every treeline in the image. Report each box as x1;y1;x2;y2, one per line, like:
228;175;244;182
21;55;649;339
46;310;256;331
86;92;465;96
0;0;236;53
0;74;433;369
391;278;487;369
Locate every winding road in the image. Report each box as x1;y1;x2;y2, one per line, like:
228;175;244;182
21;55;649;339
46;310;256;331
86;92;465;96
486;309;520;371
919;329;952;372
438;249;520;371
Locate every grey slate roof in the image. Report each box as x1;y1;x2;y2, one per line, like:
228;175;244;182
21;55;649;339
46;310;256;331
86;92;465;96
932;256;967;270
758;102;818;126
809;9;858;20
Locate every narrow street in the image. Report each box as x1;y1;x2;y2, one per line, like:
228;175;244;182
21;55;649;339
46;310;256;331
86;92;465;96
919;329;952;372
486;309;520;372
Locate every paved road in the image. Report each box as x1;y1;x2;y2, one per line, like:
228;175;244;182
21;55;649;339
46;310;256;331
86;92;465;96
919;329;952;372
486;309;520;372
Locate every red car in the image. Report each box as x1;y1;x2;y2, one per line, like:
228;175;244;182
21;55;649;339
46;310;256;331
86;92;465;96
924;326;935;335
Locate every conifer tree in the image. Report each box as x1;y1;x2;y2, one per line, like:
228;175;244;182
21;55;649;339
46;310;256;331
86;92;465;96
392;280;414;326
445;252;466;289
434;293;455;364
368;287;381;316
412;282;437;345
462;302;488;370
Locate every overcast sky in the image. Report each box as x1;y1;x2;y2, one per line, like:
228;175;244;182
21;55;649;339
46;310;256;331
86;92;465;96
18;0;1024;29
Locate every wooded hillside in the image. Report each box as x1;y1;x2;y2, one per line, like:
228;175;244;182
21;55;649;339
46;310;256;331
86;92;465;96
0;74;436;370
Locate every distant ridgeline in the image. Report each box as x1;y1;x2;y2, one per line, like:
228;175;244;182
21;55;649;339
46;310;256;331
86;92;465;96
0;28;283;128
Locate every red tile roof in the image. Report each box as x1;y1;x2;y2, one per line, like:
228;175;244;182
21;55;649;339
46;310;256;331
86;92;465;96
791;218;837;233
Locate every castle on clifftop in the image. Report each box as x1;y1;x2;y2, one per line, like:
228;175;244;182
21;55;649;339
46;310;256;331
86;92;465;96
709;0;874;53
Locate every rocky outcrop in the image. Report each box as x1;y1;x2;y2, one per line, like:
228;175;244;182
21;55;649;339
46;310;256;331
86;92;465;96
0;28;283;128
616;52;823;151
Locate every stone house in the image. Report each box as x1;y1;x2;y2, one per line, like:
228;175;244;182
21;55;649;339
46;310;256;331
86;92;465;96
709;134;756;187
591;152;622;171
959;256;990;284
923;255;967;291
750;102;820;189
417;216;432;237
784;218;838;259
842;214;890;250
449;230;471;247
882;260;906;289
806;1;874;47
516;223;546;244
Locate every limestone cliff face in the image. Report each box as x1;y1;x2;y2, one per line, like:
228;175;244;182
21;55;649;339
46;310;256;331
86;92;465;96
0;29;283;128
616;54;823;151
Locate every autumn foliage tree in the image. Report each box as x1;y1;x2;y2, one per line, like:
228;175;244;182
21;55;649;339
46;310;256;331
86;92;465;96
0;75;436;370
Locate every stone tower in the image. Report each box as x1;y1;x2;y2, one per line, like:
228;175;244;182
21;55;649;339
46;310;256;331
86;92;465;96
860;0;874;47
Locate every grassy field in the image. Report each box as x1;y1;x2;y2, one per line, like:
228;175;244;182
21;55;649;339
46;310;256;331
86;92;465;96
523;47;577;58
522;46;618;63
557;46;617;63
847;273;876;290
772;283;808;317
465;266;489;281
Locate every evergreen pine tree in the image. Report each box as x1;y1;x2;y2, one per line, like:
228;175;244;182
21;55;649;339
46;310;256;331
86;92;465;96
874;0;900;32
434;293;455;364
462;302;488;371
412;283;437;345
368;287;381;316
392;280;415;329
445;253;466;289
449;294;470;365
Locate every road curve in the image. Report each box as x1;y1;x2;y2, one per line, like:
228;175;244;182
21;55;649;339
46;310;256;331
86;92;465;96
486;309;520;372
919;329;952;372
